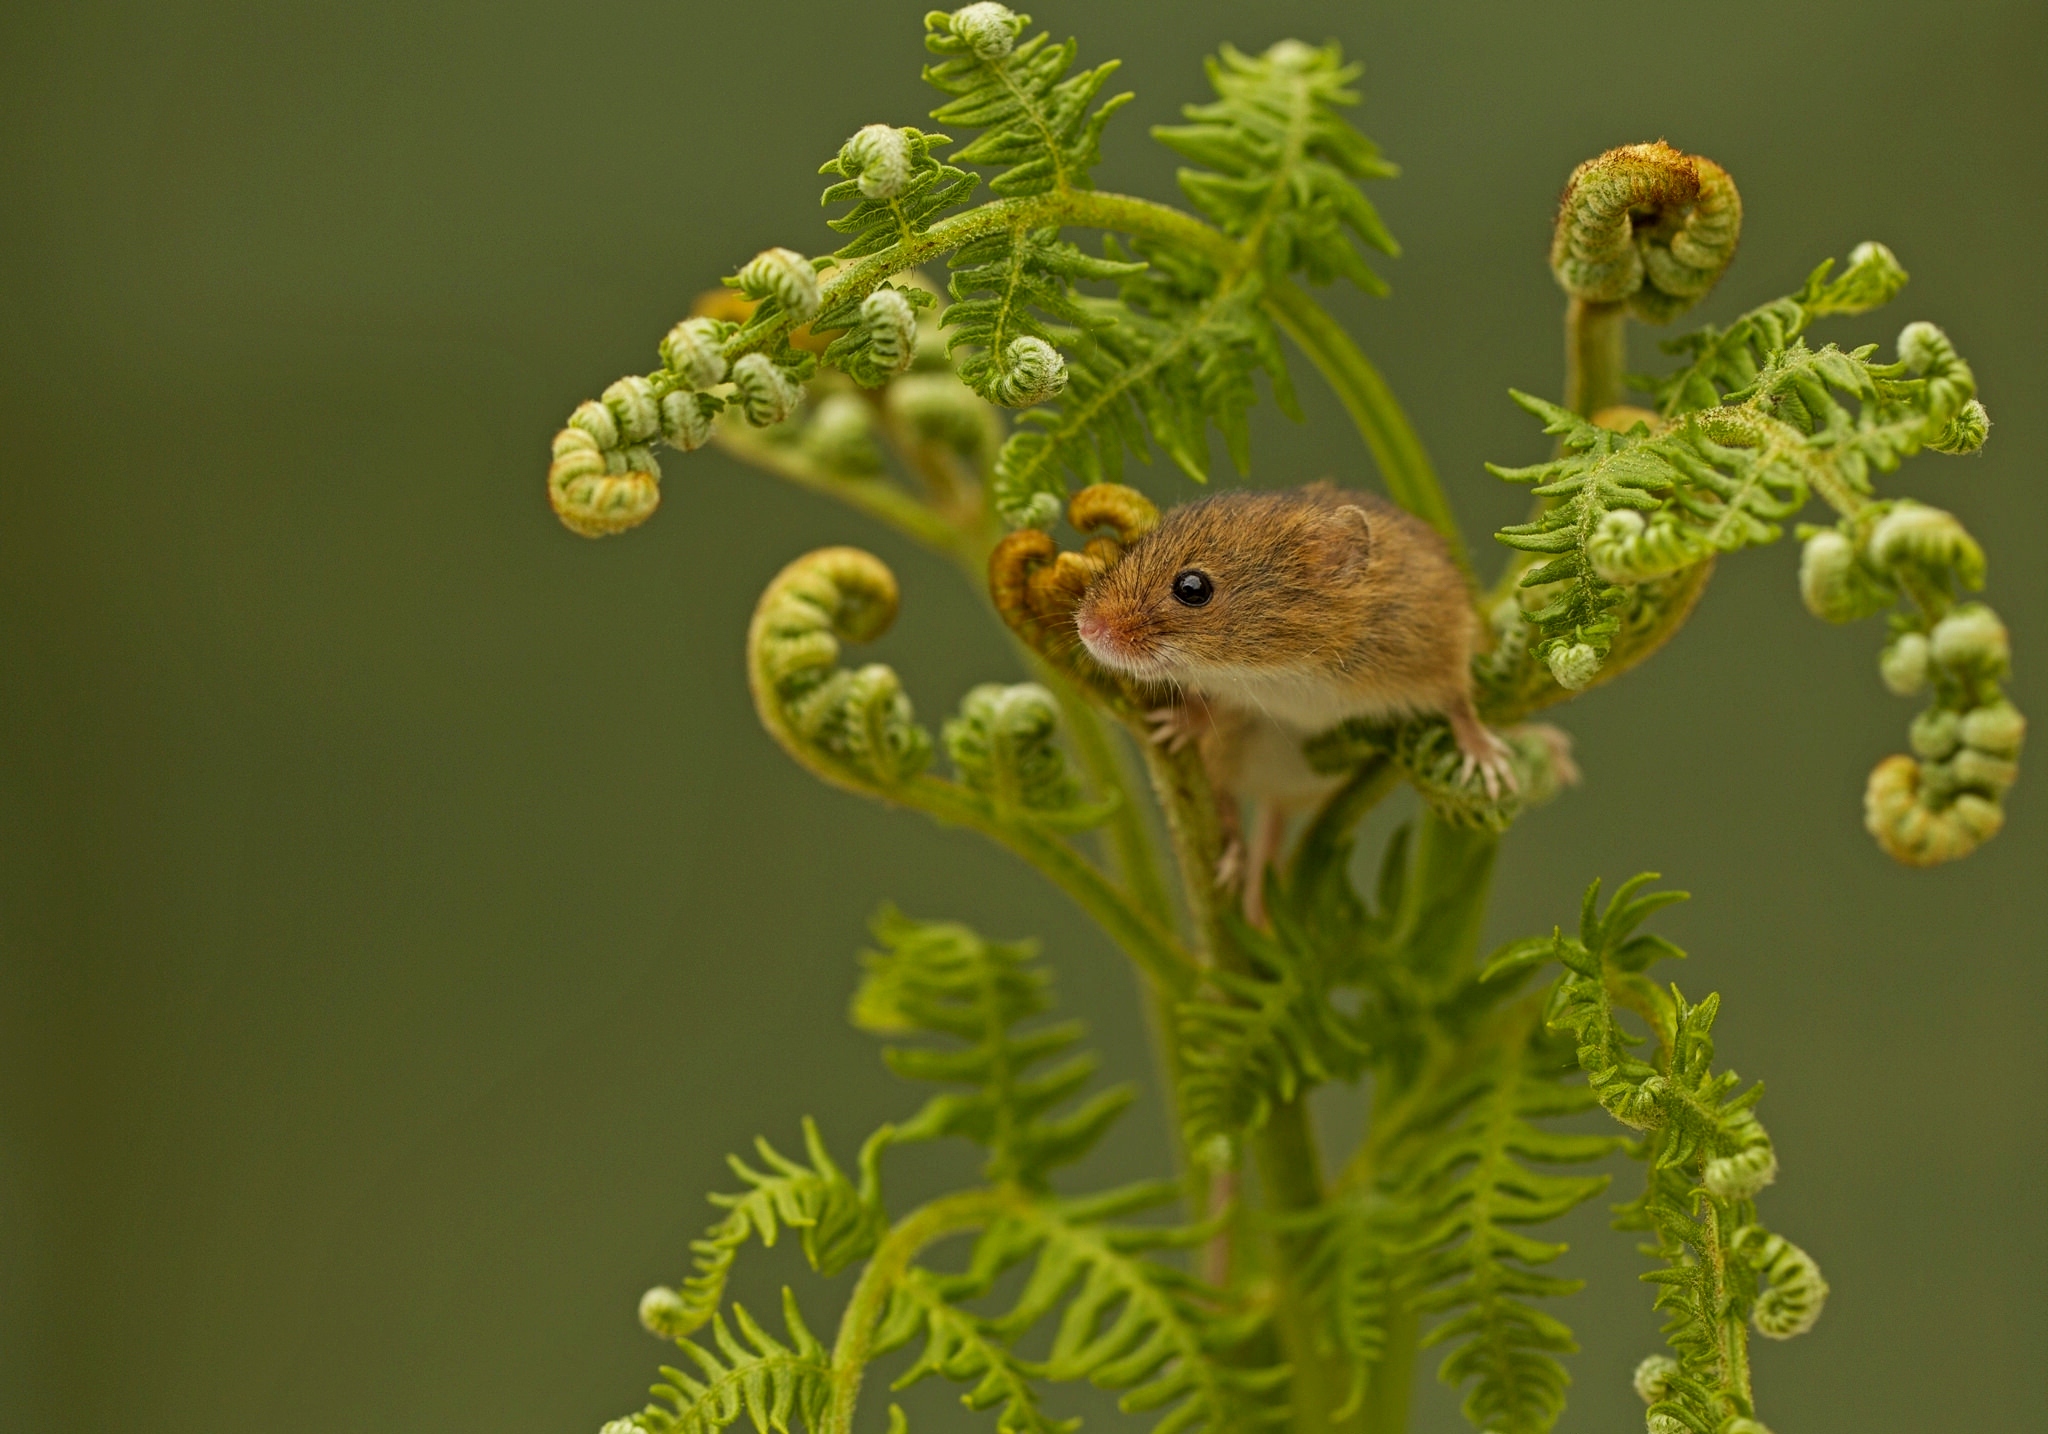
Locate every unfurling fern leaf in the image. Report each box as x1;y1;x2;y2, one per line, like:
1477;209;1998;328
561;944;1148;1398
1154;40;1398;291
637;1117;887;1343
819;125;980;260
923;7;1132;198
613;1291;832;1434
1491;876;1827;1434
852;907;1133;1186
989;238;1292;527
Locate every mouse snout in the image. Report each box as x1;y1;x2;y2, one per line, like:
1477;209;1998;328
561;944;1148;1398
1073;589;1158;674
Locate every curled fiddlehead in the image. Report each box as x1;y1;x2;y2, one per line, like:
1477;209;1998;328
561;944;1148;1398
988;482;1158;705
749;547;935;795
1551;141;1741;325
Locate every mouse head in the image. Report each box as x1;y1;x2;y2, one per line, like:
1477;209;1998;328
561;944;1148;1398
1073;487;1375;680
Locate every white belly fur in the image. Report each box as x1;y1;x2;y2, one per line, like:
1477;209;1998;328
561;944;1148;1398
1189;665;1442;809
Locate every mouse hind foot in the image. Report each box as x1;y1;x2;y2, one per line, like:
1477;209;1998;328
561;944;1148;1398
1445;696;1519;801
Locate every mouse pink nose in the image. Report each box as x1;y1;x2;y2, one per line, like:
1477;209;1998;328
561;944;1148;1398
1075;610;1104;644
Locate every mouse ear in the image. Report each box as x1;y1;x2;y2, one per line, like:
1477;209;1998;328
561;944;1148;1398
1315;503;1373;579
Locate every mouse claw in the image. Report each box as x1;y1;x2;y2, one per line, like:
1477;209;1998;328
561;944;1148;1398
1454;727;1518;801
1213;837;1244;892
1147;703;1207;754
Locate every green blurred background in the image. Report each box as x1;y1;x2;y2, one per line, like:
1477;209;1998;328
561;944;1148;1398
3;1;2043;1430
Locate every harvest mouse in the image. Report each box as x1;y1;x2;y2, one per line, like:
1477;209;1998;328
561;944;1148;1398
1073;483;1527;903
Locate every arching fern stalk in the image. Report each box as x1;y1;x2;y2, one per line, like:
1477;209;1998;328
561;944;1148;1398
538;8;2017;1434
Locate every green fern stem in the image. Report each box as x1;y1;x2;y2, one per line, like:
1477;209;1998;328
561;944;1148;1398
930;774;1196;996
1563;298;1628;418
715;425;978;560
821;1186;1021;1434
1133;733;1364;1432
1262;281;1469;575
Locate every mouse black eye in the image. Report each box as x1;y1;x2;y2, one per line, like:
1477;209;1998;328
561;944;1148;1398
1171;569;1214;607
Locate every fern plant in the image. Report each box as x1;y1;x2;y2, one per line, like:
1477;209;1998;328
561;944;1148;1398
538;11;2018;1434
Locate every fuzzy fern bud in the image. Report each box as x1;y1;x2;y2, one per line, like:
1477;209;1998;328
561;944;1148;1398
659;390;717;452
987;336;1068;407
1632;1354;1680;1404
932;2;1025;60
1547;642;1601;691
601;376;662;445
1736;1227;1829;1340
1927;397;1990;455
1928;603;2009;678
1550;141;1741;322
802;393;883;475
860;289;919;376
1645;1410;1689;1434
942;682;1101;823
638;1285;691;1340
1895;319;1977;428
548;426;660;537
1589;507;1705;585
1802;239;1909;316
659;317;730;390
1960;700;2025;758
735;247;823;324
731;353;804;427
1910;707;1961;761
1879;632;1931;695
1866;501;1985;588
840;123;913;199
1864;754;2004;866
1798;528;1892;624
1703;1141;1778;1199
886;372;998;458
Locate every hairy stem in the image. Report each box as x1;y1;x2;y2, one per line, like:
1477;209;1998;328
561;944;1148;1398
1359;1298;1420;1434
823;1186;1018;1434
1564;297;1628;417
936;779;1197;996
712;428;974;559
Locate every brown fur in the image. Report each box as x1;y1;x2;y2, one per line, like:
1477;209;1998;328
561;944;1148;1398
1074;483;1496;808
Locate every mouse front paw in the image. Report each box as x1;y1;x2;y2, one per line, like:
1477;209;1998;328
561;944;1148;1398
1146;700;1212;754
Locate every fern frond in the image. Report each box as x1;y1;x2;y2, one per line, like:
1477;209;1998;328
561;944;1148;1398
1175;918;1370;1156
967;1183;1289;1434
923;6;1132;198
820;125;981;260
639;1118;887;1342
874;1265;1080;1434
1496;876;1828;1433
941;683;1118;831
1394;1031;1618;1434
1492;248;1995;715
852;908;1133;1186
990;237;1291;526
1648;240;1908;416
1154;40;1397;292
619;1291;833;1434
